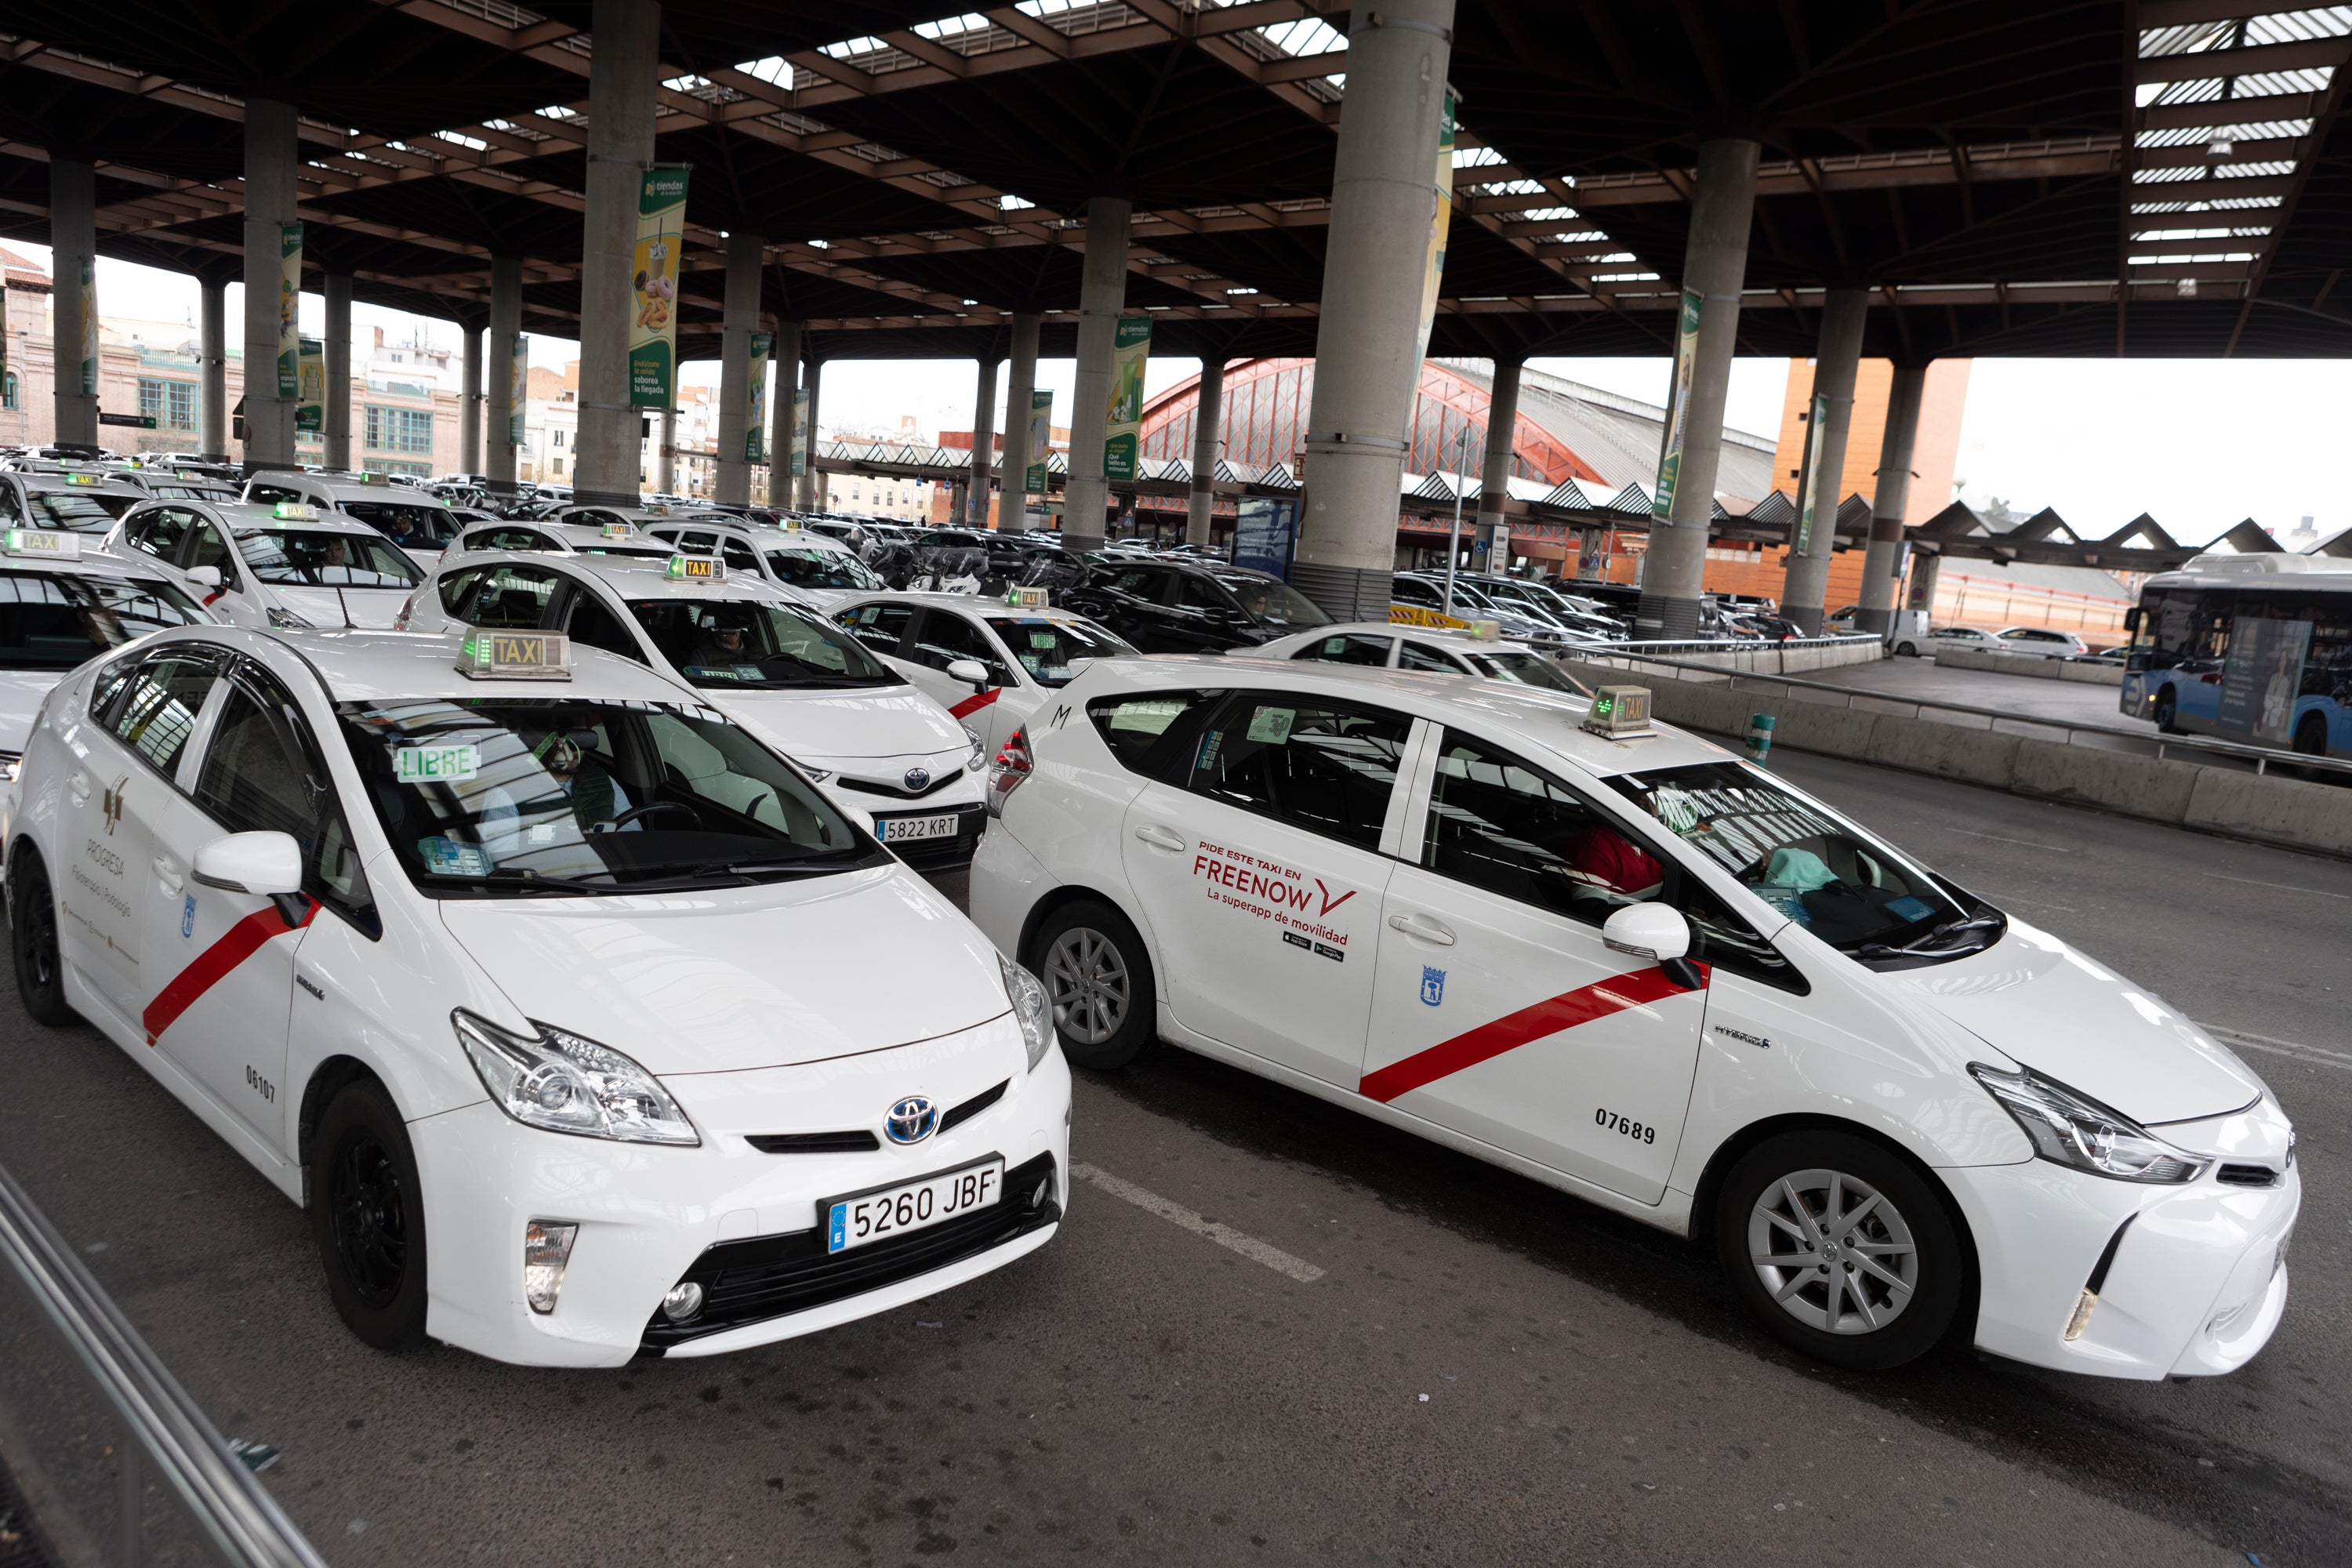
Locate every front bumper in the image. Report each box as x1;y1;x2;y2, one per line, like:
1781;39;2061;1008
808;753;988;869
410;1015;1072;1368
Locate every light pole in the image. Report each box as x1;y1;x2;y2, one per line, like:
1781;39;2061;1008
1441;423;1472;615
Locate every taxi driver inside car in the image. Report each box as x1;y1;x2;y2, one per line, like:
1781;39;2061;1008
3;619;1072;1367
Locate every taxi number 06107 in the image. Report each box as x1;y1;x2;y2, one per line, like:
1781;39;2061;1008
1595;1108;1655;1145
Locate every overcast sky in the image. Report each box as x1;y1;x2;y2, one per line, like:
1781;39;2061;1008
31;248;2347;547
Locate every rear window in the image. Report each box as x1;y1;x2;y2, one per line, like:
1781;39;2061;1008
1086;691;1218;779
24;489;138;530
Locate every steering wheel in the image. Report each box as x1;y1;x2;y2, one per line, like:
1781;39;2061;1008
607;800;701;832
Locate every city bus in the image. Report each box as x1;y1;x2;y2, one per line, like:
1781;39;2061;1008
2119;553;2351;757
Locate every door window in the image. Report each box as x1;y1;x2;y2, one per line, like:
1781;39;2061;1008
909;611;1014;686
448;564;561;628
564;590;647;662
100;653;217;779
1391;577;1442;608
720;538;760;572
1420;729;1664;924
1188;693;1412;851
839;601;915;655
1292;633;1393;667
1105;567;1167;600
194;673;372;917
1087;691;1219;780
186;524;240;590
1399;641;1468;674
124;506;198;563
246;482;303;506
1172;575;1234;615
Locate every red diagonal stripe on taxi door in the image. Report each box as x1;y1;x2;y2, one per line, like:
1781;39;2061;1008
143;898;318;1046
948;687;1000;720
1358;963;1708;1104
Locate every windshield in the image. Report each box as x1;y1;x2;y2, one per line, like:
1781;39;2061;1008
25;489;139;531
1219;575;1330;629
624;596;902;689
1604;762;1997;964
237;530;423;588
339;697;881;896
764;547;884;591
982;615;1137;687
343;501;461;548
0;569;208;670
1464;648;1584;692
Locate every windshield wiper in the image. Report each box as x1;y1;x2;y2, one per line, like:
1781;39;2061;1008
1852;912;2003;959
419;869;619;895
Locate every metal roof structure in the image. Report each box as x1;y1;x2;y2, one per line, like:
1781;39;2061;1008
0;2;2347;363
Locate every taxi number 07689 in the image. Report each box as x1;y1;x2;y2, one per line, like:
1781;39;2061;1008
1595;1108;1655;1145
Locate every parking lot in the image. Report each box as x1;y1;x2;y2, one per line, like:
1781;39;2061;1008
2;753;2340;1566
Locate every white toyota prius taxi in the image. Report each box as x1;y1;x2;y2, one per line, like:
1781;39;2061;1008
2;625;1069;1366
970;658;2299;1378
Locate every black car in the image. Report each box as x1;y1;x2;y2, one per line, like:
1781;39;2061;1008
1061;560;1332;652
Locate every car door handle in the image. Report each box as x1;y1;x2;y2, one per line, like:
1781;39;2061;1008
68;771;92;804
152;855;183;894
1134;824;1187;852
1388;913;1457;946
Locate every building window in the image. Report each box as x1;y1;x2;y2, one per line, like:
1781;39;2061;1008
364;459;433;478
2;370;14;410
364;405;435;454
553;429;565;448
138;378;198;431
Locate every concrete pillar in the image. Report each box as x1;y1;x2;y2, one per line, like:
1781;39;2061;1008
460;326;484;474
1063;196;1132;554
241;99;299;472
967;355;1000;527
1857;362;1928;635
1291;0;1457;619
767;318;800;505
485;257;522;494
49;158;98;448
1475;358;1523;572
574;0;660;505
198;278;228;461
795;358;821;510
656;405;676;494
1187;358;1226;547
322;272;353;470
1000;312;1042;531
1635;137;1759;639
716;231;762;506
1779;289;1867;633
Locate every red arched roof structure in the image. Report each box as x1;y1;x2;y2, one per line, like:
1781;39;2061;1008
1139;358;1605;486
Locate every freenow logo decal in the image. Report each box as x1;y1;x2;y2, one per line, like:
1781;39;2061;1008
1189;838;1359;952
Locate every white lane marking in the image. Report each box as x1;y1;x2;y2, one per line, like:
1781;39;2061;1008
2203;1025;2352;1073
2206;872;2350;900
1072;1163;1327;1283
1941;827;2073;852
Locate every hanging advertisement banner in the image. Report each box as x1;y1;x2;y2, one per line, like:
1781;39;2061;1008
277;223;303;399
1102;317;1152;481
627;168;691;410
789;387;811;478
295;337;325;433
1791;391;1831;554
1414;90;1458;361
77;254;100;397
743;331;773;462
1025;390;1054;493
1231;497;1299;580
509;334;529;447
1650;289;1703;519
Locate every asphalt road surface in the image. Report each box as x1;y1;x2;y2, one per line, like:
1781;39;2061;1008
1798;654;2141;731
2;753;2345;1566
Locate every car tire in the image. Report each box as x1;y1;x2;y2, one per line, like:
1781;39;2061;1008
1028;898;1157;1071
1893;640;1917;659
2293;713;2328;758
9;854;79;1028
310;1078;430;1352
1713;1130;1964;1372
2152;686;2180;735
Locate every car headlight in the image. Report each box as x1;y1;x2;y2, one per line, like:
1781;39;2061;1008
793;759;834;783
999;953;1055;1073
1968;1063;2208;1184
0;752;19;784
454;1010;700;1145
265;606;316;630
964;724;986;771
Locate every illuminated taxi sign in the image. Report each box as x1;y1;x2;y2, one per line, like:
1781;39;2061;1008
642;503;672;517
457;630;572;681
666;554;724;582
64;472;101;486
394;743;480;782
2;529;82;560
601;521;631;539
1007;586;1051;609
1581;684;1655;739
781;517;803;531
273;502;319;521
1465;619;1503;641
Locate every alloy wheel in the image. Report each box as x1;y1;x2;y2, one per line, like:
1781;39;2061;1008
1042;927;1129;1047
331;1137;408;1309
1746;1167;1919;1335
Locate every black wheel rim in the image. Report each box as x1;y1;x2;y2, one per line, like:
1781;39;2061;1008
330;1136;408;1309
19;890;56;990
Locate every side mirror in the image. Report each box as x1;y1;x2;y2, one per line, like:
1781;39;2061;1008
1601;902;1690;963
946;658;990;688
192;831;303;897
186;565;223;590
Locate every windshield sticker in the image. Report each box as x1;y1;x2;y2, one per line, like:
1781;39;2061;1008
418;836;493;877
1245;706;1294;745
1029;632;1058;649
1885;895;1935;923
1196;730;1223;773
394;744;480;783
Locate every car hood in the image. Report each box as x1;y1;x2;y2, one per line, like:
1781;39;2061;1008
438;863;1011;1074
274;584;412;630
0;670;64;754
1895;921;2263;1124
706;684;968;761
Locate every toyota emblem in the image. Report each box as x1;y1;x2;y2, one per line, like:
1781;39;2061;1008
903;766;931;792
884;1095;938;1145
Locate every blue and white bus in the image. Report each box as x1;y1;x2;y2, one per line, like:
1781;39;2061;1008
2120;554;2351;757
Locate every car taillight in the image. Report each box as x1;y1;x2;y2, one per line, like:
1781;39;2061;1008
987;725;1033;818
394;593;416;630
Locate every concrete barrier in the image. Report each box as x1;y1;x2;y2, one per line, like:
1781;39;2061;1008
1933;646;2125;686
1570;659;2352;859
1584;638;1885;675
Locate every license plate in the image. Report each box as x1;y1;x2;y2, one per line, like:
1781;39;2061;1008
882;812;960;842
826;1158;1004;1254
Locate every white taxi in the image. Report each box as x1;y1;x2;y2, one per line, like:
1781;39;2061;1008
642;517;887;607
245;471;463;565
401;554;990;869
1247;619;1591;695
2;624;1068;1365
833;591;1141;757
107;501;424;631
450;516;673;564
970;658;2299;1380
2;468;150;535
0;528;213;776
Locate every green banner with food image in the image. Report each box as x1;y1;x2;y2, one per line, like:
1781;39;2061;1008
1025;389;1053;493
745;331;772;462
296;336;324;432
628;168;691;410
1651;288;1702;519
278;223;303;400
1102;316;1152;482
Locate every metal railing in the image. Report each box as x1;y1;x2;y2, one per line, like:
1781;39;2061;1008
0;1159;330;1568
1562;648;2352;781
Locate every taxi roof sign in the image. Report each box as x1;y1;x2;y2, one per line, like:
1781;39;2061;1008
666;554;724;582
273;501;319;521
458;630;572;681
600;521;630;539
1007;586;1051;609
1465;619;1503;641
3;528;82;560
64;472;101;486
1581;684;1655;739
